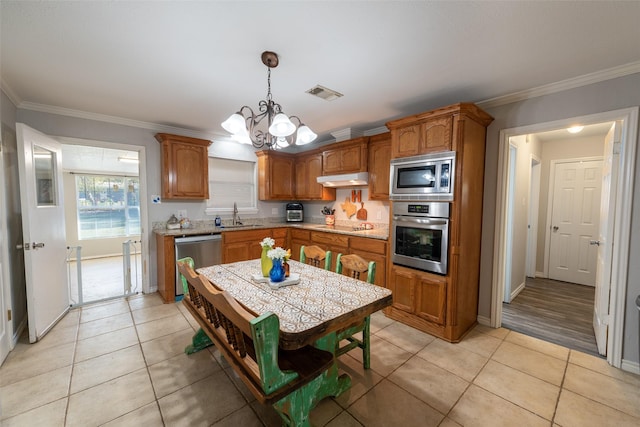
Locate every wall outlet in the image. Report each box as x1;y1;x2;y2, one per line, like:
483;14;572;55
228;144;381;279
151;195;161;204
377;210;382;220
271;208;278;215
177;210;187;219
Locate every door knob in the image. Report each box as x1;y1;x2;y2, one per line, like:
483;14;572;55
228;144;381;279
589;240;601;246
32;242;45;249
552;226;559;232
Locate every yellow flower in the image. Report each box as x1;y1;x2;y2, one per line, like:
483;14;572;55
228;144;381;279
284;248;291;262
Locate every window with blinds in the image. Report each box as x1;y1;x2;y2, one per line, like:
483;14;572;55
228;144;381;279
206;157;257;215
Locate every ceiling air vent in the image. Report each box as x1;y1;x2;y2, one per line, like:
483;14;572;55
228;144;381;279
306;85;343;101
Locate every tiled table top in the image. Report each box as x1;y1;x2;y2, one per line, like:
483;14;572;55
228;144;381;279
198;259;392;347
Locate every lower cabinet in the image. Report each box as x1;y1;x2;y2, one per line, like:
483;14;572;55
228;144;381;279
386;265;449;337
222;228;287;263
156;233;176;304
310;232;349;272
291;230;387;287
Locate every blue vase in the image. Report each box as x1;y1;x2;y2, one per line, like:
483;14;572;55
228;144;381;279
269;258;285;283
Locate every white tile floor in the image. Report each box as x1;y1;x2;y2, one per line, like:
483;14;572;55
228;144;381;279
1;292;639;426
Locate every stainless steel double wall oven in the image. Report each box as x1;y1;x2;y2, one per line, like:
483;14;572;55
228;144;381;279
390;152;454;275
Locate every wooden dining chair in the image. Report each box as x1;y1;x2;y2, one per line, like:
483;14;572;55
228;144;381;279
299;245;332;270
334;253;376;369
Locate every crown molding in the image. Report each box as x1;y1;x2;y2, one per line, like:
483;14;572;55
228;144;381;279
364;126;389;136
15;100;227;141
0;80;22;108
477;61;640;109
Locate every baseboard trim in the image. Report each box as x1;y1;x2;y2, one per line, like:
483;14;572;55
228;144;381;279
511;281;526;300
477;315;491;327
535;271;546;278
12;317;27;346
621;359;640;375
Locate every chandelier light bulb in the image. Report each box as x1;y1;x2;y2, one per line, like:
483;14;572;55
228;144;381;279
269;113;296;137
295;125;317;145
221;113;247;134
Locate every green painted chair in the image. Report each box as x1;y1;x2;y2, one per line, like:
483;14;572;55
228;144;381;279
177;256;195;296
299;245;332;270
335;253;376;369
183;267;334;427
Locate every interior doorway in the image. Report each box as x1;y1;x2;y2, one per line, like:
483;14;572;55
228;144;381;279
491;107;638;369
59;140;148;306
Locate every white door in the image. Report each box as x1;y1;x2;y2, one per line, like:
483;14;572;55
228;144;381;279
593;123;620;355
0;177;11;363
548;159;602;286
16;124;69;343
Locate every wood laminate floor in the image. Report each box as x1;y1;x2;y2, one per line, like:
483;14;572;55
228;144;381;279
502;277;600;357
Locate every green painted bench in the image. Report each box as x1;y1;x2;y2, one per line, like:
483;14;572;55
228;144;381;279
178;261;334;427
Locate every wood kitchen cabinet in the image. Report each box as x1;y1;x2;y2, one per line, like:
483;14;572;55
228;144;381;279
388;265;446;326
349;236;387;288
156;233;176;303
155;133;212;199
367;132;391;200
322;137;369;175
222;228;287;263
385;102;493;342
256;151;295;200
290;229;311;264
291;229;387;287
388;115;453;158
294;152;336;200
310;231;349;272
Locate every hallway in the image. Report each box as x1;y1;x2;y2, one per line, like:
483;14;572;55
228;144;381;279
502;277;599;356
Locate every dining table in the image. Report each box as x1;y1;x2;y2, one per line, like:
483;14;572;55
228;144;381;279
194;258;393;400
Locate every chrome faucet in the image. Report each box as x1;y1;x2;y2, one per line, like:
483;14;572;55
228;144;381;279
232;202;242;225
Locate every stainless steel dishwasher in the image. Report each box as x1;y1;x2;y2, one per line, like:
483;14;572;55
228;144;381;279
174;234;222;297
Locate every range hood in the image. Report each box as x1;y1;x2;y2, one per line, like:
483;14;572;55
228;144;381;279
317;172;369;187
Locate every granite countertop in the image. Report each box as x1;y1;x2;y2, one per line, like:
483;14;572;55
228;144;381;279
154;221;388;240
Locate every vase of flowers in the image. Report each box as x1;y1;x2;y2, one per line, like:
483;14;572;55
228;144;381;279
267;247;288;283
260;237;275;277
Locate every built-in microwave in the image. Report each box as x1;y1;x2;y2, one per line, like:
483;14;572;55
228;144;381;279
389;151;455;201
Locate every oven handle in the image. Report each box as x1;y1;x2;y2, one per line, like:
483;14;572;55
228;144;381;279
392;216;448;226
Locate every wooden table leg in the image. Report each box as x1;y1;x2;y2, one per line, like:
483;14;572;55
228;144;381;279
185;327;213;354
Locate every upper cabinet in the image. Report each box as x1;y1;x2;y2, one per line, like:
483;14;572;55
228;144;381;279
256;150;295;200
295;152;336;200
155;133;212;200
388;109;460;158
322;137;369;174
367;132;391;200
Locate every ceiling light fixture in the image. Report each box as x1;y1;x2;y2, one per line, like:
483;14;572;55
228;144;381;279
567;125;584;134
221;51;317;150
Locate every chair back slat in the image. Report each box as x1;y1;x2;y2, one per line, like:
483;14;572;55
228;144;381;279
336;254;376;284
300;245;332;270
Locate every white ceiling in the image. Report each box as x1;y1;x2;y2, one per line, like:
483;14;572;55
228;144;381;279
2;1;639;145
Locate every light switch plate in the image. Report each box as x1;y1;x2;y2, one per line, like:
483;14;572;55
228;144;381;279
177;210;187;219
271;208;278;215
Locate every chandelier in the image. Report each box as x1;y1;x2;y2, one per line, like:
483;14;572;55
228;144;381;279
221;51;317;149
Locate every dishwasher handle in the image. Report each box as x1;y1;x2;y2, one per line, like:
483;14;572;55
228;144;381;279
174;234;222;244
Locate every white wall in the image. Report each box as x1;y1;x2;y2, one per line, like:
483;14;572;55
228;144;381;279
507;134;542;298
